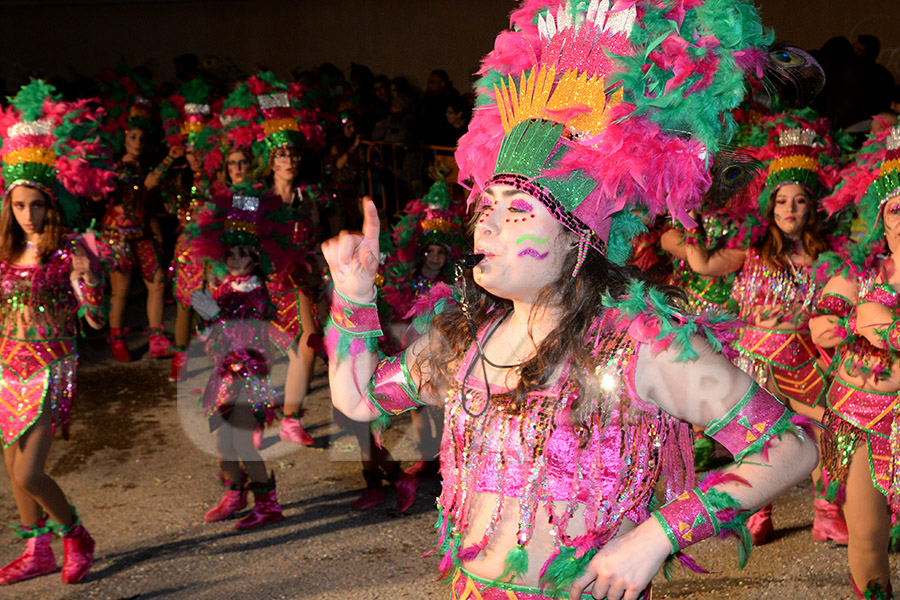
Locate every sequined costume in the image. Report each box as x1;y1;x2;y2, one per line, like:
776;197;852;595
200;275;278;431
169;175;208;309
98;159;162;281
0;242;106;448
818;271;899;498
731;249;826;406
268;187;318;354
364;306;696;597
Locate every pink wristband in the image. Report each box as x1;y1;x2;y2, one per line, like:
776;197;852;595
329;288;382;338
861;284;900;309
653;487;720;553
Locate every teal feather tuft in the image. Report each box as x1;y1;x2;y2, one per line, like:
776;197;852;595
9;79;58;122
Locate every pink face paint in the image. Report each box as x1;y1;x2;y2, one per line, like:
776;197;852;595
517;248;549;260
509;199;534;212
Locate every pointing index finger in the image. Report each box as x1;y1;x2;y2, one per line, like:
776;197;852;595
361;198;380;243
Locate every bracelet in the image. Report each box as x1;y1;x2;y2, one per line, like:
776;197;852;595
324;287;382;364
653;487;722;553
367;349;424;416
705;382;793;462
861;284;900;309
682;227;702;246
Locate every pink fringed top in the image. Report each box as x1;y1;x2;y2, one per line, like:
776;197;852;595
437;317;693;570
731;248;821;326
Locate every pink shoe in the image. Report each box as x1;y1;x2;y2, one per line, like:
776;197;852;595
205;484;248;522
60;525;94;584
280;416;314;446
235;476;284;530
0;522;56;585
352;485;385;510
394;475;419;514
253;426;264;450
109;328;132;362
747;504;774;545
812;498;849;545
149;328;173;358
168;350;187;382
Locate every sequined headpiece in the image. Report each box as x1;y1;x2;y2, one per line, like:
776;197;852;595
0;79;116;225
97;66;158;153
218;72;324;168
187;181;293;275
744;109;842;215
161;79;222;177
393;178;468;261
457;0;775;264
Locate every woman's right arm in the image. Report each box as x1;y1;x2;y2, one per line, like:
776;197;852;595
322;199;431;421
683;243;746;276
857;272;899;350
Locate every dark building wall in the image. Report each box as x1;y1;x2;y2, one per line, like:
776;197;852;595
0;0;897;92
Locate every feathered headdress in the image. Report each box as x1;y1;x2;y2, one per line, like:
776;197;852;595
0;79;117;226
161;79;222;177
97;65;158;153
456;0;811;265
186;181;294;276
218;72;324;169
816;125;900;278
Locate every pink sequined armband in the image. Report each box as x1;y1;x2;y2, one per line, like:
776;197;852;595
861;284;900;309
367;350;424;416
653;487;721;552
329;288;382;338
815;293;853;318
704;382;792;462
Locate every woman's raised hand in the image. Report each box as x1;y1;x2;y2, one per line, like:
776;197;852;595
321;198;380;302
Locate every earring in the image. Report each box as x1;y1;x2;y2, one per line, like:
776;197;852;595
572;229;591;277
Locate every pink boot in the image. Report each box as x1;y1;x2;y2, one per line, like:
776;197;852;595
352;470;385;510
148;327;173;358
394;474;419;514
253;426;265;450
205;478;248;522
0;520;56;585
235;475;284;530
850;573;893;599
279;412;314;446
60;525;94;584
812;498;849;544
168;349;187;382
109;328;132;362
747;504;774;545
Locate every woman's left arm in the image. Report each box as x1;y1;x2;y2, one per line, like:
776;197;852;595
69;247;106;330
570;337;817;600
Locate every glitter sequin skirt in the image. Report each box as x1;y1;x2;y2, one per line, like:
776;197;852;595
171;235;205;309
822;378;896;497
450;567;649;600
202;352;279;432
0;338;77;448
735;327;825;406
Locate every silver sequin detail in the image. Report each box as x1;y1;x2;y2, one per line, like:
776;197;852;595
257;93;289;110
232;194;260;212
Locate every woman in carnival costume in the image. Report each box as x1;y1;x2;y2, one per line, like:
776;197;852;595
816;124;900;599
683;110;846;545
96;68;174;362
159;79;223;382
222;73;325;446
0;80;115;585
323;2;818;599
186;181;293;529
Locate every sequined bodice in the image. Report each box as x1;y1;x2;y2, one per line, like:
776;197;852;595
731;248;820;322
102;160;149;230
439;323;690;551
0;250;78;340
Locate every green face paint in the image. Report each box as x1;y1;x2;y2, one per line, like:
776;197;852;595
515;234;549;245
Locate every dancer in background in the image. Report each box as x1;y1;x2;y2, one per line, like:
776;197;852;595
187;182;293;529
682;111;845;545
0;80;115;585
